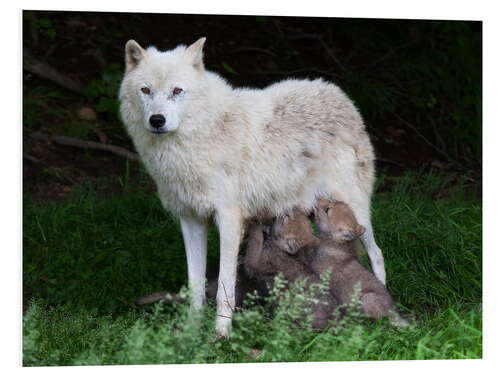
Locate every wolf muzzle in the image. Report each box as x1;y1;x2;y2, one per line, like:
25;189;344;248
149;114;166;129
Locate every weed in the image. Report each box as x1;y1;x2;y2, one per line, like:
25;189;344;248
24;12;56;40
85;63;123;121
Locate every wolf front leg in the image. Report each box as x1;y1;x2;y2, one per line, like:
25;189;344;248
180;215;208;309
214;208;243;338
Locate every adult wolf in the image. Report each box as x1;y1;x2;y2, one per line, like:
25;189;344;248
119;37;385;337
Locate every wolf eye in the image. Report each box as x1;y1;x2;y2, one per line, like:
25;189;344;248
141;87;151;94
172;87;183;95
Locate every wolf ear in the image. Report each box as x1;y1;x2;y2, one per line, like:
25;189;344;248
186;37;206;70
125;40;146;73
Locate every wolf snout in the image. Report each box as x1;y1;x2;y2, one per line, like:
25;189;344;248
149;114;166;128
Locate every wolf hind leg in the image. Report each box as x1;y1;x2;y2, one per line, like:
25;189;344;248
338;190;386;285
359;222;386;285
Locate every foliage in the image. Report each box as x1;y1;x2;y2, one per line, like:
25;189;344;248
23;281;481;365
24;12;56;40
85;63;123;121
335;20;481;166
23;86;73;129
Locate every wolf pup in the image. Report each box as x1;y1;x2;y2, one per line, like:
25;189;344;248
244;210;339;329
313;199;408;326
119;38;384;337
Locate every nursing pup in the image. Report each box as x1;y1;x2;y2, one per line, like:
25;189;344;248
312;200;408;326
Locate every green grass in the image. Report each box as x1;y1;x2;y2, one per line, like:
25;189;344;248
22;171;482;365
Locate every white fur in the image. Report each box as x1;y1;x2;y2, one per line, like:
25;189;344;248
180;215;208;309
119;38;386;337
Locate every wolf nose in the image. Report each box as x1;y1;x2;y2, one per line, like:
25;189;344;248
149;114;166;128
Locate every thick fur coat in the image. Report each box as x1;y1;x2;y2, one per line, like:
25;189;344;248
119;38;385;336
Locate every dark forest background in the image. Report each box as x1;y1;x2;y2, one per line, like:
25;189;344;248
23;11;481;201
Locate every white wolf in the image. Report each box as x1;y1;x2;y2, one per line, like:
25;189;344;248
119;37;386;337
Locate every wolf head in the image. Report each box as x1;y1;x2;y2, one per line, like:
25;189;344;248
119;37;208;135
271;209;316;255
314;199;365;242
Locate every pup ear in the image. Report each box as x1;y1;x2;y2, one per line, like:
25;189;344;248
125;40;146;73
356;225;366;237
282;215;289;226
186;37;206;70
284;239;299;255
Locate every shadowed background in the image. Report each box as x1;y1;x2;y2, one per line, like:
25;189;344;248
23;11;481;200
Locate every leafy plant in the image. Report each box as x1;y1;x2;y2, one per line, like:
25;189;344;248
60;121;92;141
23;86;72;129
24;12;56;40
85;63;123;121
339;20;481;167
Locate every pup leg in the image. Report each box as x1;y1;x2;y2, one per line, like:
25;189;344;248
389;312;409;327
361;292;409;327
353;238;363;262
215;208;243;338
244;223;269;275
361;292;392;320
180;215;208;309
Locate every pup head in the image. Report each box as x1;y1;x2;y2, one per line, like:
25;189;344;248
271;209;316;255
119;37;207;135
314;199;365;242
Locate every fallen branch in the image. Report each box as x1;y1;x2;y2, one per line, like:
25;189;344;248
287;33;347;73
230;46;278;57
29;131;141;162
23;153;44;165
391;113;451;161
391;113;469;173
376;157;405;169
23;49;85;95
117;297;140;310
252;67;340;79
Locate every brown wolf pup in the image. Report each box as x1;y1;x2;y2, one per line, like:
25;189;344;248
244;210;339;329
312;199;408;326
